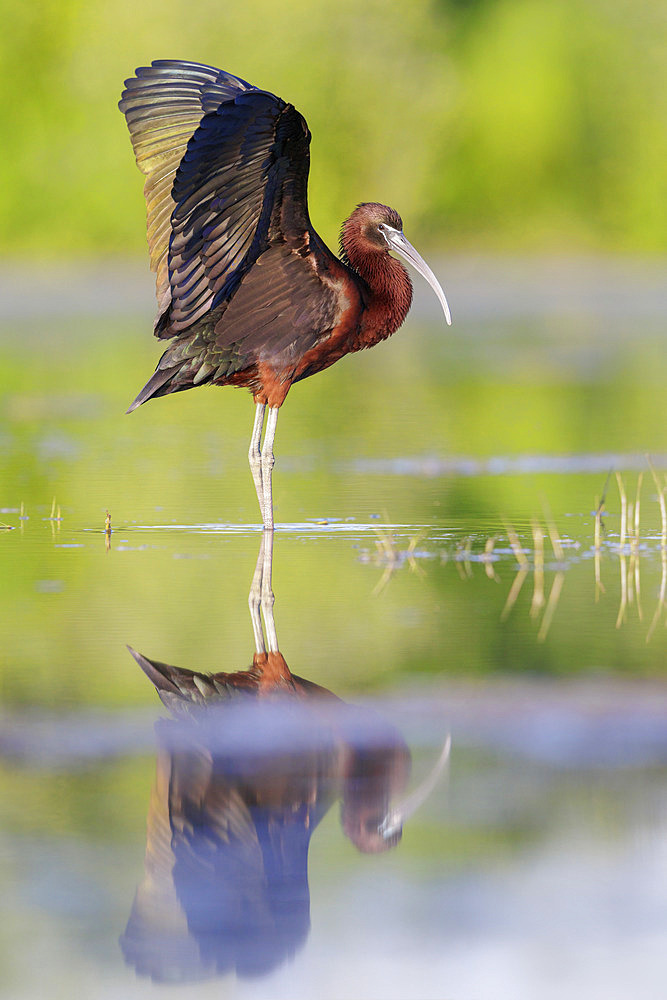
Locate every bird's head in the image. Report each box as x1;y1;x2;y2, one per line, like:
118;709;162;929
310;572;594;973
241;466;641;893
342;801;404;853
342;733;451;853
341;203;452;325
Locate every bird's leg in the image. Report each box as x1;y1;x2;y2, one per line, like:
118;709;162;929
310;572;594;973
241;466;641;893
248;532;267;654
259;524;278;651
260;406;279;531
248;528;278;652
248;402;266;525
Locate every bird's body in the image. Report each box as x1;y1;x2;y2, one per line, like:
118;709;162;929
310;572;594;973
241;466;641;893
120;60;450;527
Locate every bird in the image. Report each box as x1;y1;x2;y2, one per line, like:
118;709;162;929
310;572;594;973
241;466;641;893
119;60;451;529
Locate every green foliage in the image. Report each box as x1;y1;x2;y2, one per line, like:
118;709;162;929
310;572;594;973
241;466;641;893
0;0;664;255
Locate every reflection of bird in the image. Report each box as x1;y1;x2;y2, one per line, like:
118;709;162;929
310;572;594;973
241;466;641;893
121;533;450;983
119;60;451;528
127;644;411;852
122;646;411;982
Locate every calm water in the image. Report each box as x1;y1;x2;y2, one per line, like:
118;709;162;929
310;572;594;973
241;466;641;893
1;258;667;999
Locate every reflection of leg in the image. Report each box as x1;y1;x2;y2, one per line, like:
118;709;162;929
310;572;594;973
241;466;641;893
260;407;279;531
248;532;266;653
248;402;266;524
260;525;278;652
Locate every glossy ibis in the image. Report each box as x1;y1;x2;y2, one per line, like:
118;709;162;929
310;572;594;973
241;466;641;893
119;60;451;528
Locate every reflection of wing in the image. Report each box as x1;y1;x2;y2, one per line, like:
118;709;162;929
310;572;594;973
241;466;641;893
173;769;315;978
119;59;317;345
127;646;262;713
126;647;297;713
119;61;253;320
123;644;411;981
120;728;317;981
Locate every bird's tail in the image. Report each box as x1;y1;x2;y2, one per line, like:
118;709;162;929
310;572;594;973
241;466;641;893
126;366;175;413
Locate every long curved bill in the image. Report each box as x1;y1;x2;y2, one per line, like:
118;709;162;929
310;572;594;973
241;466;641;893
386;230;452;325
378;733;451;841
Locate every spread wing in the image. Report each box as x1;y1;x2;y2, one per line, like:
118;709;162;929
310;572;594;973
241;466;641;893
119;60;254;319
161;88;313;338
119;59;316;341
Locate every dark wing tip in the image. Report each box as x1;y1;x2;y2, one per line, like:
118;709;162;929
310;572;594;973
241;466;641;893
125;366;175;413
119;59;254;110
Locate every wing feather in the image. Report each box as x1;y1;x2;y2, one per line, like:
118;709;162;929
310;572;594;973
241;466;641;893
119;60;254;319
209;244;338;367
148;87;313;337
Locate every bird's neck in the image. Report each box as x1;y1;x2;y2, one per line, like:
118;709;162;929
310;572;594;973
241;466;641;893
341;234;413;343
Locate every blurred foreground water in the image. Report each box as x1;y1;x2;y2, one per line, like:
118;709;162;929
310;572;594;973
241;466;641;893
0;257;666;999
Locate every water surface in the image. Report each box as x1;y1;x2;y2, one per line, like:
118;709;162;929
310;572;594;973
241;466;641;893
1;259;666;998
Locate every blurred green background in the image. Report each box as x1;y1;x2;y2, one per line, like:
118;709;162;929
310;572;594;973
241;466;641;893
1;0;665;258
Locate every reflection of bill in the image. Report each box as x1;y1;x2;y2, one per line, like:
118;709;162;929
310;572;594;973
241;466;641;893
121;533;448;982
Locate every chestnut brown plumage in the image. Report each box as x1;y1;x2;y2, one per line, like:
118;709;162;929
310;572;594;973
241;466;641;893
119;60;451;528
